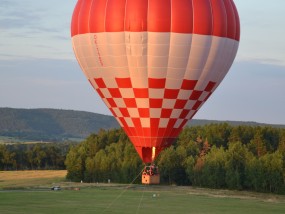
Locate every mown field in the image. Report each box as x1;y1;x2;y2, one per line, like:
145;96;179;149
0;171;285;214
0;170;67;189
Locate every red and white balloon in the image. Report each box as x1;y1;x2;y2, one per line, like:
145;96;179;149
71;0;240;163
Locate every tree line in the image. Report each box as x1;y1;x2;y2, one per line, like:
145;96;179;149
0;143;71;170
65;124;285;194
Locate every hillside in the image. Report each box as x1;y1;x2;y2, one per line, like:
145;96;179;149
0;107;284;141
0;108;119;141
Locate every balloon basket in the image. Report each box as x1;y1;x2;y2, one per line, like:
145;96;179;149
142;165;160;185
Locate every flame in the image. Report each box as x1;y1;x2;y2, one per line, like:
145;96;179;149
151;147;156;162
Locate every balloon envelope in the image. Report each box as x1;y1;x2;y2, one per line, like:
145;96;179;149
71;0;240;163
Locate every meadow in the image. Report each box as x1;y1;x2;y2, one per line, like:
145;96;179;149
1;171;285;214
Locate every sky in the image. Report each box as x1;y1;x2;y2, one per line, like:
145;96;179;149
0;0;285;125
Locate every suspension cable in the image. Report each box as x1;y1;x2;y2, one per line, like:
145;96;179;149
100;166;145;213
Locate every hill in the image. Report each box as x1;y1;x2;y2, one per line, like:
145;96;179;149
0;107;284;141
0;108;119;141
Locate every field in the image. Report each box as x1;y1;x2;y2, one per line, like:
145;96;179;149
0;171;285;214
0;170;67;189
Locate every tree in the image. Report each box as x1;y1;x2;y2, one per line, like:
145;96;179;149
158;146;186;185
248;130;267;157
0;145;16;170
65;145;85;181
33;145;47;169
201;146;227;188
225;141;248;190
259;152;284;193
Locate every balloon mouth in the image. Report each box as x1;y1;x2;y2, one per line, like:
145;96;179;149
135;146;164;163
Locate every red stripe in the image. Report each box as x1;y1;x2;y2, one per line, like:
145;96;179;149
231;0;241;41
105;0;126;32
210;0;227;38
78;0;93;34
70;0;83;36
71;0;240;41
224;0;236;40
125;0;148;31
171;0;193;33
89;0;108;32
148;0;171;32
193;0;212;35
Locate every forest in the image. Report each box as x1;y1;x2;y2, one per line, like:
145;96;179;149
64;123;285;194
1;123;285;194
0;143;69;170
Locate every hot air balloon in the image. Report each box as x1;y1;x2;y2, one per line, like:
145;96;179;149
71;0;240;184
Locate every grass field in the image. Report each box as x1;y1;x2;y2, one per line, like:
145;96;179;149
0;170;67;189
0;171;285;214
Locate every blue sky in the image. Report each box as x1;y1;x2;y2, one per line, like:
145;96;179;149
0;0;285;125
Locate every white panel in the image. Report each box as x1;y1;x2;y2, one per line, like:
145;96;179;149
207;38;238;91
95;44;126;57
106;32;125;44
195;37;227;90
119;88;135;98
128;108;139;117
187;46;211;70
128;44;147;56
169;44;191;58
126;32;148;89
185;100;196;109
174;119;184;128
148;44;170;57
170;109;183;118
150;109;162;118
93;33;108;44
84;56;99;68
223;41;239;76
148;67;167;79
166;68;186;79
168;57;189;69
178;89;192;99
76;44;94;58
137;56;147;67
125;32;148;44
101;78;118;88
71;34;81;46
125;117;134;127
148;56;169;68
162;99;176;108
185;35;212;79
112;108;122;117
126;54;137;68
165;78;183;89
148;89;164;98
170;33;192;45
86;68;100;79
130;77;148;88
109;56;129;67
100;88;112;98
140;118;150;127
148;32;170;44
186;110;196;119
113;98;126;108
198;91;210;101
135;98;149;108
159;118;169;128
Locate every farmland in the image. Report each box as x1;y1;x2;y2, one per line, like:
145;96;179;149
0;171;285;214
